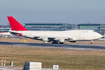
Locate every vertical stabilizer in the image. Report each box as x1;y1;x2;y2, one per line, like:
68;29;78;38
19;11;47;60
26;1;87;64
7;16;28;31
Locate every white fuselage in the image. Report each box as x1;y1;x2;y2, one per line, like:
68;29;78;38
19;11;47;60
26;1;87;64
10;30;103;41
0;32;11;36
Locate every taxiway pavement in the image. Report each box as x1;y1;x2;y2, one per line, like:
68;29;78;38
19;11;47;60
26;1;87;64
0;41;105;49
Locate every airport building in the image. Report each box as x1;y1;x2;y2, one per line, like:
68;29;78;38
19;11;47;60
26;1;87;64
24;23;105;35
0;25;10;32
24;23;73;31
100;24;105;35
78;24;100;30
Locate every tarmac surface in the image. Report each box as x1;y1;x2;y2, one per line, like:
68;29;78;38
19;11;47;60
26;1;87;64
0;41;105;49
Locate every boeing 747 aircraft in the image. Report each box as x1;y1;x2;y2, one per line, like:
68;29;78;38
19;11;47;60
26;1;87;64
7;16;103;44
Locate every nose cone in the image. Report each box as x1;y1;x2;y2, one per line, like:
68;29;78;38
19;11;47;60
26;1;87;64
98;34;103;38
94;32;103;39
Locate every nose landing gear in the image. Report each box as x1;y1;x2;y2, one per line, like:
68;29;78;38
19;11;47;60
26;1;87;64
91;40;93;44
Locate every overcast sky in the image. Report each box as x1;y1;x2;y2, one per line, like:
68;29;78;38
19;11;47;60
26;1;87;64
0;0;105;25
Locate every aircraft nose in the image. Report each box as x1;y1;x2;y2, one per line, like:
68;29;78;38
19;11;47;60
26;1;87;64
99;34;103;38
95;33;103;39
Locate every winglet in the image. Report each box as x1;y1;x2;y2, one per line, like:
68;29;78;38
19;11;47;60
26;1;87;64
7;16;28;31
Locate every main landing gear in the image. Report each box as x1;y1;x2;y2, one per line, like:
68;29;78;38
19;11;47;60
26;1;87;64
52;40;64;44
52;40;58;44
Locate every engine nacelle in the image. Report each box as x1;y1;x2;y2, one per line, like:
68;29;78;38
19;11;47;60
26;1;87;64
43;37;48;43
59;38;65;43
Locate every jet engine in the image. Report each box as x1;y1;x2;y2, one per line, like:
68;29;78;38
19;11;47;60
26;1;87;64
43;37;48;43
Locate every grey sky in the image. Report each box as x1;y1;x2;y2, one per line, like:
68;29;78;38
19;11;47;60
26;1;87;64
0;0;105;25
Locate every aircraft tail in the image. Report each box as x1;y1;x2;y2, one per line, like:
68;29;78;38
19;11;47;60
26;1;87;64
7;16;28;31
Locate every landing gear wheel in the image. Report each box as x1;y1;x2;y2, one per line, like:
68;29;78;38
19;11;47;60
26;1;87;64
91;40;93;44
52;40;58;44
59;42;64;44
